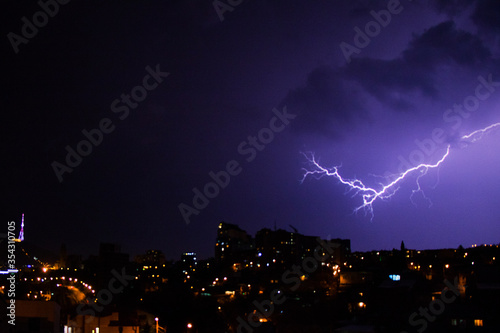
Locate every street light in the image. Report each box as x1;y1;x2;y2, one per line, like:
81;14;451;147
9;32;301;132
155;317;158;333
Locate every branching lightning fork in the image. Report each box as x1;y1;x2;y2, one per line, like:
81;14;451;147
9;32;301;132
301;122;500;218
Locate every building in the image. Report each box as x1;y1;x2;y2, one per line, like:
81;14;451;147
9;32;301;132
135;250;166;267
215;222;254;264
214;222;350;271
67;310;157;333
255;228;300;266
255;229;350;267
15;300;61;333
181;252;197;273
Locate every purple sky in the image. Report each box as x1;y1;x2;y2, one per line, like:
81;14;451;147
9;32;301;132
4;0;500;260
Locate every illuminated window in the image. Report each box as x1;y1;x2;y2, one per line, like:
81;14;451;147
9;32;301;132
474;319;483;327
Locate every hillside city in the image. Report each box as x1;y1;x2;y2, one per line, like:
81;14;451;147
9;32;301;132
2;221;500;333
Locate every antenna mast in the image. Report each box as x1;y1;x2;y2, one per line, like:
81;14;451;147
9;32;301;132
18;213;24;241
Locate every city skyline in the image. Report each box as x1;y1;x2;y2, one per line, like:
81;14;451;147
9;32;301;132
6;219;499;332
7;217;498;263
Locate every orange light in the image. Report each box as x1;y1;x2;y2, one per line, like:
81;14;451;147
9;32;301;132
187;323;193;328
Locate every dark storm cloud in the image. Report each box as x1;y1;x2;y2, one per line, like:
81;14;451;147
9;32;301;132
433;0;500;34
348;21;491;107
284;19;493;137
432;0;475;17
471;0;500;33
346;57;436;109
281;66;368;139
402;21;491;68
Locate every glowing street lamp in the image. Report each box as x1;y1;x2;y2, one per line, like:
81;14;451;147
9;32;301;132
155;317;158;333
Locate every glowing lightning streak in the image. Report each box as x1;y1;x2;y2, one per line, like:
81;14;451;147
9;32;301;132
301;122;500;218
460;122;500;142
301;146;450;218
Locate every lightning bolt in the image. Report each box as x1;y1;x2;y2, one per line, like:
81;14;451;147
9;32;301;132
460;122;500;143
301;122;500;219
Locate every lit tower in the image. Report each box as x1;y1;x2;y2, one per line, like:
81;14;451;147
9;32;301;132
17;213;24;242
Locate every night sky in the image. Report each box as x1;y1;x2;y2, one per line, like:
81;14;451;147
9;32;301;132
3;0;500;261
